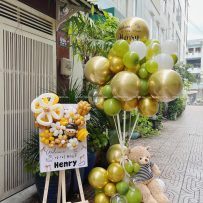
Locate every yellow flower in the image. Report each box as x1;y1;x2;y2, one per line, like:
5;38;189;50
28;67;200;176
77;128;88;142
40;130;54;145
60;117;69;126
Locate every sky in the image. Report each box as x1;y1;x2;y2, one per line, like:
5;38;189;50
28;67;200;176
188;0;203;40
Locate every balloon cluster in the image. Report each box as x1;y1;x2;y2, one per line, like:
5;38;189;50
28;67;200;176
31;93;91;149
88;144;142;203
85;17;183;118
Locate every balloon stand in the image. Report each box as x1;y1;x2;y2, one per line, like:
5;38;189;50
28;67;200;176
42;169;89;203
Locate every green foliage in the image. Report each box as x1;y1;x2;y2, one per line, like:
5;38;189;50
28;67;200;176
87;107;111;152
64;12;119;62
167;96;187;120
21;132;40;175
135;115;160;138
58;82;111;152
173;63;196;90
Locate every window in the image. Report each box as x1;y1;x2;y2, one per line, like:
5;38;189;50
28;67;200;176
195;47;201;53
176;32;180;57
176;0;182;29
188;48;194;53
173;0;175;12
168;13;170;38
186;59;201;68
172;23;175;39
162;0;167;14
133;0;137;16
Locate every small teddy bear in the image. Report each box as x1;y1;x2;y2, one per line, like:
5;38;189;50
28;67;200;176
128;146;169;203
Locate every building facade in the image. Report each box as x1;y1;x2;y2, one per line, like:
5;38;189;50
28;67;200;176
186;39;203;103
109;0;188;62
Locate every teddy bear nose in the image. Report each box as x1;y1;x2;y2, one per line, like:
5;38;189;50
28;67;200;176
145;159;148;162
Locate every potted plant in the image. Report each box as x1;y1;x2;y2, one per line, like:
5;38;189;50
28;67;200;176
21;131;71;202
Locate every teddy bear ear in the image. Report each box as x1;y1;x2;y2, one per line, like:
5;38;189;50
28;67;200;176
146;146;150;151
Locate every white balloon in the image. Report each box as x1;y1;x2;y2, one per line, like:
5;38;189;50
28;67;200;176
129;41;147;60
154;53;174;69
155;178;166;192
161;40;178;55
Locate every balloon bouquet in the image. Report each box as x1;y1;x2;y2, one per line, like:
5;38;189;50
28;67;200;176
86;17;183;203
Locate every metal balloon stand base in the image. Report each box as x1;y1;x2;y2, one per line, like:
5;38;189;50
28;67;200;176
42;169;89;203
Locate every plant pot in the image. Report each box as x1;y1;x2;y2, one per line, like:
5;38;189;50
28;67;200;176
131;132;140;140
84;151;96;182
35;172;71;203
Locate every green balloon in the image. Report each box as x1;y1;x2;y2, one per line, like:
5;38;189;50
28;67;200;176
145;60;158;73
125;188;142;203
171;54;178;65
139;79;149;96
133;162;141;174
116;181;129;195
138;64;149;79
101;85;113;99
113;40;129;58
124;162;134;173
153;39;160;44
145;39;152;46
103;98;121;116
123;51;139;68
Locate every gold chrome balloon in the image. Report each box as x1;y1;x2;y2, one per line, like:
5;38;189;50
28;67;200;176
106;144;128;164
104;183;117;197
138;97;159;117
111;71;140;101
109;56;125;73
84;56;111;85
148;70;183;102
95;193;110;203
121;98;138;111
116;17;149;42
88;167;108;189
94;96;105;110
107;163;125;183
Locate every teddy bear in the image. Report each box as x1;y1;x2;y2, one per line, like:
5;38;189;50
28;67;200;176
128;146;170;203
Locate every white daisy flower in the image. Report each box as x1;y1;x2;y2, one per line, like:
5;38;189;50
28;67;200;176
31;93;64;126
67;138;78;150
50;122;65;137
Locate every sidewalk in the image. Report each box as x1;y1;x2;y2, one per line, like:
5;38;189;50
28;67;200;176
131;105;203;203
2;106;203;203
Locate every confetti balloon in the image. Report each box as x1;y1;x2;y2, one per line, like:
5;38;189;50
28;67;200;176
116;17;149;42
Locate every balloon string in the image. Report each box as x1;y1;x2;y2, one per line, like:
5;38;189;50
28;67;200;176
128;111;140;145
113;116;122;145
123;111;126;146
120;155;133;177
117;114;124;148
128;111;132;143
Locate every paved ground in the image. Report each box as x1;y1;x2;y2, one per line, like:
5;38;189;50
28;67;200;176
131;105;203;203
2;105;203;203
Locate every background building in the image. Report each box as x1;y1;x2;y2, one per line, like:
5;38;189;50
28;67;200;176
186;39;203;103
99;0;189;62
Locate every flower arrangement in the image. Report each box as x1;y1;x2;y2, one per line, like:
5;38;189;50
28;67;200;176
31;93;91;149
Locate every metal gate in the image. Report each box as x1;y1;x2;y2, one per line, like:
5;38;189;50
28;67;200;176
0;0;56;200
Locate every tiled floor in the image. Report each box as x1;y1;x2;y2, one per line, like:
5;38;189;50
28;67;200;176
3;106;203;203
131;106;203;203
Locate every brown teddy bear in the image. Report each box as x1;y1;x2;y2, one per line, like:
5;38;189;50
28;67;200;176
128;146;170;203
